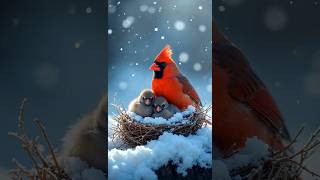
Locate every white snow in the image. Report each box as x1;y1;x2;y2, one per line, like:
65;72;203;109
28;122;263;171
264;6;287;31
218;5;226;12
206;84;212;93
128;105;196;125
108;29;113;35
85;7;92;14
213;137;270;179
174;20;185;31
108;4;116;14
59;157;106;180
179;52;189;63
198;25;207;32
160;36;165;40
139;5;148;12
108;126;212;180
193;62;202;71
118;81;128;90
122;16;135;28
148;7;156;14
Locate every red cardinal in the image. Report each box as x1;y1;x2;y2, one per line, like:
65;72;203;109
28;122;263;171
149;45;202;110
213;20;291;155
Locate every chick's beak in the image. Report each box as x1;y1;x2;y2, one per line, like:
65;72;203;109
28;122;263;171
155;105;162;113
149;63;160;71
145;98;151;105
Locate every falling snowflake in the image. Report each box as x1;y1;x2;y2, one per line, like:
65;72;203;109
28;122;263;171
86;7;92;14
148;6;156;14
174;20;185;31
179;52;189;63
218;5;225;12
74;41;81;48
122;16;135;28
264;6;287;31
161;36;165;40
193;63;202;71
199;25;207;32
206;84;212;93
198;6;203;10
139;5;148;12
108;4;116;14
154;28;159;32
108;29;113;35
118;81;128;90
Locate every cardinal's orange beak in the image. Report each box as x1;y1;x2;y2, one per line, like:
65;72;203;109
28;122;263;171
149;63;160;71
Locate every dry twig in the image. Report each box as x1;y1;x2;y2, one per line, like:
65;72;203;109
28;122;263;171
9;99;71;180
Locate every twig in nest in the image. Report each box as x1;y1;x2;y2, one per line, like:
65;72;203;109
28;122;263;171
111;103;210;148
233;126;320;180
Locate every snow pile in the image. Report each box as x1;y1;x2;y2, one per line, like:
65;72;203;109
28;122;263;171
59;157;106;180
108;126;212;180
128;105;196;125
213;137;270;180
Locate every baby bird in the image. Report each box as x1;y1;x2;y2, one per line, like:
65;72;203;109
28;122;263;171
152;96;180;119
128;89;155;117
61;95;107;172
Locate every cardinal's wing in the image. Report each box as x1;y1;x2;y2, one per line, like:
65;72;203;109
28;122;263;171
214;42;291;141
176;74;202;106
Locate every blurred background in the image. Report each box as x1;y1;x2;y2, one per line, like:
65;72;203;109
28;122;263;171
214;0;320;178
0;0;106;177
107;0;212;118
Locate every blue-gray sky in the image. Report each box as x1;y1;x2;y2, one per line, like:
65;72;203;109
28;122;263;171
0;0;106;171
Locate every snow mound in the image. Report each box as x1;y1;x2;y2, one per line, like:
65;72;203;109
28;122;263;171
128;105;196;125
213;137;270;179
108;126;212;180
59;157;106;180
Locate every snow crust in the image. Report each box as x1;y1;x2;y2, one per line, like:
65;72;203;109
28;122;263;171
59;157;106;180
108;126;212;180
128;105;196;125
213;137;270;180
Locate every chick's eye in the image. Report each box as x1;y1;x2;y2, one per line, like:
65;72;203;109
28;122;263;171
161;104;165;108
143;97;146;99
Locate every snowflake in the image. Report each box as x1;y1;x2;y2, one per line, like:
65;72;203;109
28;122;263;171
108;29;113;35
179;52;189;63
193;63;202;71
174;20;185;31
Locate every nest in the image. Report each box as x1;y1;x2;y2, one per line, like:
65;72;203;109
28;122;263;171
222;127;320;180
111;104;211;148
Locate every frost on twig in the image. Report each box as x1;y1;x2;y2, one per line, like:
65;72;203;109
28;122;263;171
8;99;71;180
